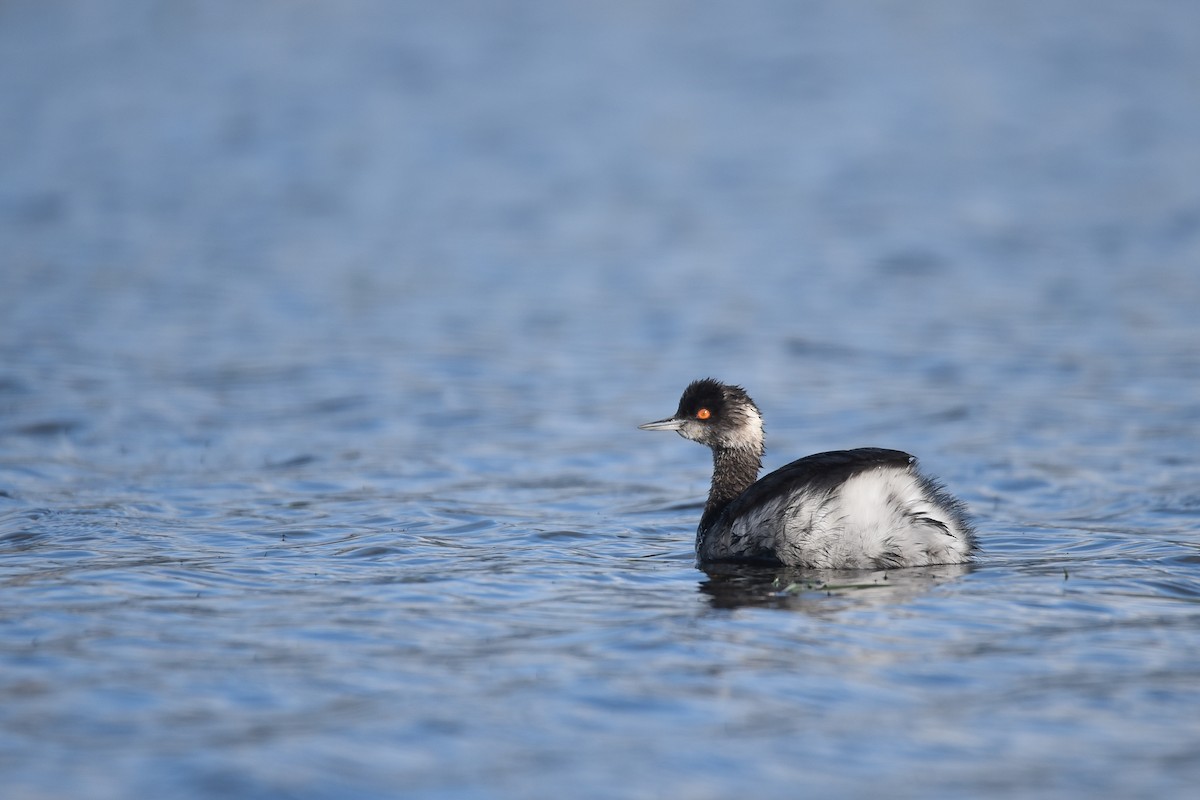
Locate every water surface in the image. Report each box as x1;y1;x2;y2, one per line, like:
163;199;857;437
3;1;1200;798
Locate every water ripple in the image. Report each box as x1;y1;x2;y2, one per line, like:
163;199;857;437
5;2;1200;798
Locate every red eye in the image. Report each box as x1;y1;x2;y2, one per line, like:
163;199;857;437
696;408;711;420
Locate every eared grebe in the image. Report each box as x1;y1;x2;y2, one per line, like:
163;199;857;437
640;379;976;569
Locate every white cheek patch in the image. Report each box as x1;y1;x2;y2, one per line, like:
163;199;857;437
679;420;705;441
724;405;764;451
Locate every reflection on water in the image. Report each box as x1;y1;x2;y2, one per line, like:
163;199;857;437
3;1;1200;798
700;562;974;611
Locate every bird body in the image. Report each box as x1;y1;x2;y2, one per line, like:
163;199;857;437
640;379;975;569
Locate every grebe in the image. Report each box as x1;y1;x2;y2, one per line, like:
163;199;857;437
640;379;975;569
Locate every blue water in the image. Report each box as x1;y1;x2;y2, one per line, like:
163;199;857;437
3;1;1200;797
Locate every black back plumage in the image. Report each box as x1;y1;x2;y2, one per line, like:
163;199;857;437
700;447;914;537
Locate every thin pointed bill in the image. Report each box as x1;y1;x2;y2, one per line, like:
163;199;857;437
638;417;684;431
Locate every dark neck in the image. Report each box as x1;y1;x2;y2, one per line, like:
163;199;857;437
699;445;762;532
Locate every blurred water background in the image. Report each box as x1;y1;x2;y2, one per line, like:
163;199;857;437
3;1;1200;797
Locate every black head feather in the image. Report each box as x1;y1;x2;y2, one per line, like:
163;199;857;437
676;379;756;423
663;378;763;452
